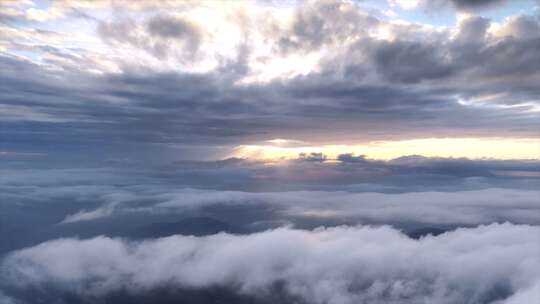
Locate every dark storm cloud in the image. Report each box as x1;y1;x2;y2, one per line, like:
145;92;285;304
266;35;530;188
1;223;539;304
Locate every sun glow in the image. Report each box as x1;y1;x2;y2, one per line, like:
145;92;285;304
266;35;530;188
232;138;540;160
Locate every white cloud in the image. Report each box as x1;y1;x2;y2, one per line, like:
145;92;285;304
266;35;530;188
389;0;422;10
60;206;115;224
2;223;539;303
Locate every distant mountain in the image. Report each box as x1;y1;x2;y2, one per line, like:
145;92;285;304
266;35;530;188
131;217;246;239
405;227;448;240
9;285;304;304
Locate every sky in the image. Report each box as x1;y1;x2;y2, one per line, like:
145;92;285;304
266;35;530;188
1;0;540;164
1;1;540;304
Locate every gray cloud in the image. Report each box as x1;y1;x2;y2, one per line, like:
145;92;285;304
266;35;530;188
445;0;508;11
146;15;200;40
417;0;510;11
98;14;202;61
370;39;455;83
271;0;379;54
0;291;17;304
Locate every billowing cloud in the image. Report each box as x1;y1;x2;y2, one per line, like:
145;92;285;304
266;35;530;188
1;223;539;304
1;0;539;163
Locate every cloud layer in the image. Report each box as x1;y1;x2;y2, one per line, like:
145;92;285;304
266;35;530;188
2;223;539;304
1;156;538;257
59;187;540;227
